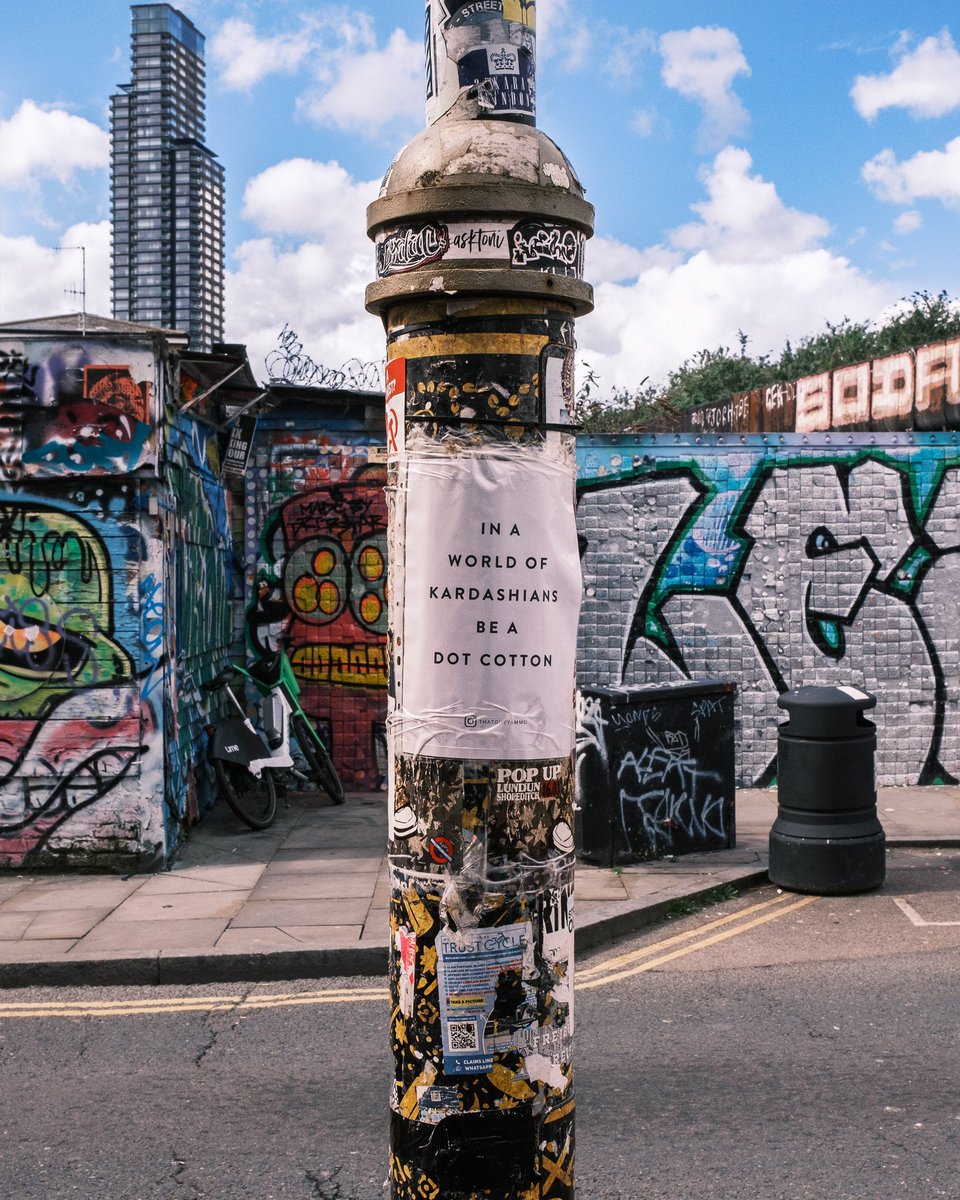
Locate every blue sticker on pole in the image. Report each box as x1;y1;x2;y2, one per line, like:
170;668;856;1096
435;921;533;1075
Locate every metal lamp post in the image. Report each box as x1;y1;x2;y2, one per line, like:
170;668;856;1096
366;4;594;1196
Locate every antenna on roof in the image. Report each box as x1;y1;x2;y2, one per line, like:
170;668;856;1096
57;244;87;335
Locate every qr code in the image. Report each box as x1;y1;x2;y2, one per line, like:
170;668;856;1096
448;1021;479;1052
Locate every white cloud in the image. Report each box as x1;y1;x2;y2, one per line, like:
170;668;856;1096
0;221;111;323
537;10;659;104
226;238;383;385
894;210;923;234
671;147;829;260
298;28;423;136
577;148;888;391
0;101;109;190
225;158;382;381
587;237;677;286
241;158;378;244
537;0;592;73
536;0;572;47
605;30;656;80
863;137;960;208
207;13;421;139
209;17;313;90
851;31;960;120
629;108;658;137
659;27;750;147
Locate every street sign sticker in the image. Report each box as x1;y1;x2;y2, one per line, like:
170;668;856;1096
428;836;455;865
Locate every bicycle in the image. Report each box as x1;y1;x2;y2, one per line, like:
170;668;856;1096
202;645;344;829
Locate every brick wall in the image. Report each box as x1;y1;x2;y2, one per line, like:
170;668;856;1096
0;332;234;870
244;399;388;791
577;433;960;787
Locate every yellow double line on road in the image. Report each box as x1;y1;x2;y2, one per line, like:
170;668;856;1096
577;891;818;989
0;986;391;1021
0;892;817;1021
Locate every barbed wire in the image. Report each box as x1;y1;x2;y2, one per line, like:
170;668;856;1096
264;324;384;392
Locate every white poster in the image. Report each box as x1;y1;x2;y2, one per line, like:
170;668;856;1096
396;453;581;759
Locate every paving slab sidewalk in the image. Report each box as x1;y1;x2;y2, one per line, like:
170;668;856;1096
1;786;958;989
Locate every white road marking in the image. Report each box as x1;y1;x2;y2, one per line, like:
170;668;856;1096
892;897;960;927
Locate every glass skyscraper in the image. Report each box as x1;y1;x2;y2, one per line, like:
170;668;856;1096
111;4;225;351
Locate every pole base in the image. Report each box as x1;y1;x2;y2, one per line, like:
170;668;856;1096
768;829;886;895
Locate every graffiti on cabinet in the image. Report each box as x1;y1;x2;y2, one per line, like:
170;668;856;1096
248;459;389;790
575;683;735;862
0;340;156;479
0;493;157;867
617;735;730;852
577;438;960;788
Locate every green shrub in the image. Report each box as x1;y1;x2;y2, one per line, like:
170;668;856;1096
575;291;960;434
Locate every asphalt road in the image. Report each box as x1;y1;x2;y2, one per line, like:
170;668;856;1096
1;849;958;1199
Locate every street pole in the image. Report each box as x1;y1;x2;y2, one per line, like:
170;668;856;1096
366;4;593;1196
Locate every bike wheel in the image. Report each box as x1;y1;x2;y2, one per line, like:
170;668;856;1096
214;760;278;829
292;714;345;805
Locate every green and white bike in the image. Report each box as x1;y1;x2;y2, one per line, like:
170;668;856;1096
203;644;344;829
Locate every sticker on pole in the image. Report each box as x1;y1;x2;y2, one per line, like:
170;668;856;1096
396;454;581;759
428;836;455;865
385;358;406;461
435;922;532;1076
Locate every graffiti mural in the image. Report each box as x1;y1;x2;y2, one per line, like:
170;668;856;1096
0;340;157;478
0;490;162;868
0;334;168;869
577;434;960;787
246;415;388;790
682;337;960;433
0;332;237;870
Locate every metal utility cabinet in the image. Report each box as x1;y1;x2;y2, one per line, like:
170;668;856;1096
576;680;737;867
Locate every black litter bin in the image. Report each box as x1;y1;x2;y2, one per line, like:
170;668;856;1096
576;680;736;867
769;685;885;894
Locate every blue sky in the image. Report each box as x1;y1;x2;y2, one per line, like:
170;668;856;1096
1;0;959;392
